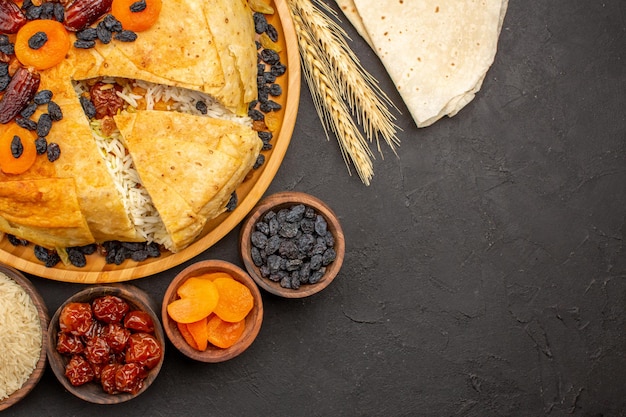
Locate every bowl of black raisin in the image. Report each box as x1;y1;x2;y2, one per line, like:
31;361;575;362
239;191;345;298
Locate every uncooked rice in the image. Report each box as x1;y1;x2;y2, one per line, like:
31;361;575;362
0;272;42;401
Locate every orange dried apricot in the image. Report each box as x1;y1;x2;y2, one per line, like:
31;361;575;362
206;314;245;349
176;276;219;300
14;19;70;70
0;123;37;174
177;322;198;350
167;296;214;324
112;0;162;32
186;317;208;351
212;277;254;323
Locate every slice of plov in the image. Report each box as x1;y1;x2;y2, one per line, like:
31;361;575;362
114;110;249;253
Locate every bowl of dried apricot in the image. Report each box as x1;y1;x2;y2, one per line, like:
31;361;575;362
239;191;345;298
46;284;165;404
162;260;263;362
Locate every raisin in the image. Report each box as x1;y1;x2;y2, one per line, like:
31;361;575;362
310;254;323;271
271;63;287;77
309;270;324;284
297;233;316;254
257;130;272;142
24;5;41;21
130;0;147;12
0;42;14;55
47;142;61;162
37;113;52;136
79;95;97;118
266;24;278;42
130;250;149;262
195;100;207;114
68;247;87;267
0;75;8;92
103;14;122;32
278;222;299;238
279;275;291;289
248;108;264;121
268;83;282;96
10;135;23;158
322;248;336;266
34;136;47;154
260;49;280;65
48;100;63;120
15;116;37;130
39;2;55;20
74;39;96;49
314;215;328;236
114;30;137;42
251;246;263;266
226;191;238;211
33;89;53;104
251;231;268;249
96;21;112;44
278;240;298;259
76;27;98;41
53;3;65;22
253;154;265;169
28;31;47;49
7;234;28;246
20;102;37;118
253;12;267;34
79;243;97;254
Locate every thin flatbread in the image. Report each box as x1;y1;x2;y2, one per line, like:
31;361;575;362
0;178;94;248
333;0;374;49
114;110;261;251
352;0;508;127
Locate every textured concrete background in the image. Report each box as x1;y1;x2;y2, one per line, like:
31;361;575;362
13;0;625;416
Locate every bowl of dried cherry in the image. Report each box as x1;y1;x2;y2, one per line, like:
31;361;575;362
239;191;345;298
46;284;165;404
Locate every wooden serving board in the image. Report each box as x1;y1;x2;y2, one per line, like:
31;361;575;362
0;0;301;283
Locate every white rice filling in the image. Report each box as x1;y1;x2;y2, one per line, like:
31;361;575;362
74;78;252;250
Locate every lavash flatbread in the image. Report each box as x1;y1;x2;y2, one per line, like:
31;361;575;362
351;0;508;127
334;0;374;49
114;110;261;252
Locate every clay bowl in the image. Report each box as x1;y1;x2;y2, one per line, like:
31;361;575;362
239;191;345;298
46;284;165;404
0;264;49;411
162;260;263;363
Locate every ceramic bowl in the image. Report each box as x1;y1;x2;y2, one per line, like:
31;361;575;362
162;260;263;363
46;284;165;404
0;264;49;411
239;191;345;298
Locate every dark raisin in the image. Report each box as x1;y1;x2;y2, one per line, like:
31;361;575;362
253;154;265;169
314;215;328;236
263;71;276;84
268;216;279;236
279;275;291;289
265;235;281;255
226;191;238;211
297;233;316;254
248;99;258;112
53;3;65;22
278;240;299;259
286;205;305;222
255;221;269;235
278;222;299;239
322;248;336;266
7;234;28;246
251;247;263;266
266;24;278;42
267;254;283;273
309;269;324;284
28;31;47;49
47;142;61;162
24;5;41;21
251;231;268;249
74;39;96;49
76;27;98;41
325;233;335;247
80;96;97;118
67;247;87;267
257;85;269;103
96;22;112;44
10;135;23;158
195;100;207;115
103;14;123;32
35;136;47;154
114;30;137;42
0;75;9;92
20;102;37;118
130;0;147;12
260;49;280;65
15;116;37;131
260;265;271;278
253;13;268;34
146;242;161;257
261;141;272;151
268;83;282;96
299;263;311;284
0;42;13;55
130;250;149;262
80;244;97;255
271;63;287;77
33;89;53;105
258;130;272;142
48;101;63;121
37;113;52;136
310;254;323;271
300;218;315;234
39;2;54;19
290;271;301;289
257;63;265;76
0;34;9;45
248;108;264;121
44;249;61;267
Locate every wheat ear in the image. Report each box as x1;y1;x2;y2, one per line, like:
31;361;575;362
290;8;374;185
291;0;400;156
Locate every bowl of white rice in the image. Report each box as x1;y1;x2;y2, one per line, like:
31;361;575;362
0;263;49;411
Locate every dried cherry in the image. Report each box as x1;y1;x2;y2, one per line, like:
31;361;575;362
100;363;120;394
125;333;161;370
92;295;129;323
56;331;84;355
64;354;95;386
84;336;111;365
115;363;145;394
123;310;154;333
103;322;130;353
59;302;93;336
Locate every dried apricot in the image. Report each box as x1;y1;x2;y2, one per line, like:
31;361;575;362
167;296;213;324
0;123;37;174
176;322;198;350
186;317;208;351
112;0;162;32
206;314;245;349
176;276;219;300
14;20;70;70
212;277;254;323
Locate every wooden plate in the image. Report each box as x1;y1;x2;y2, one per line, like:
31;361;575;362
0;0;301;283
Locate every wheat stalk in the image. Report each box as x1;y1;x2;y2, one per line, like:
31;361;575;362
292;0;400;156
290;9;374;185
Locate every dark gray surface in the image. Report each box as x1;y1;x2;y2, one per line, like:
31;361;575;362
11;0;626;416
